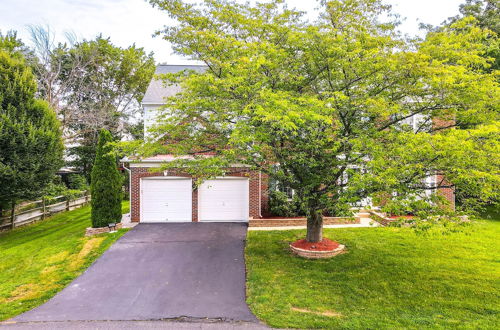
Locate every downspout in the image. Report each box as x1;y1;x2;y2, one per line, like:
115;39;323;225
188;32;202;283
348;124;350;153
259;171;262;218
122;162;132;213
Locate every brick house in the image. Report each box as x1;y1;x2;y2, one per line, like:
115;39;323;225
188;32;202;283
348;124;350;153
124;64;454;223
124;65;269;223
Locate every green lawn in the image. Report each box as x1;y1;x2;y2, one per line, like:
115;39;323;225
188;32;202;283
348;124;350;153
246;212;500;329
0;201;130;321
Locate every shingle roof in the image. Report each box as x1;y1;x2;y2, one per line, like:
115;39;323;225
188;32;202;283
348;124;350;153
142;64;207;104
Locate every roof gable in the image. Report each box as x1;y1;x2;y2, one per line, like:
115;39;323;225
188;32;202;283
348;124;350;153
142;64;207;104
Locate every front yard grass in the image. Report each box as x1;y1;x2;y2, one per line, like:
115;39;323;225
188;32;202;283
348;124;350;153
0;201;130;321
246;211;500;329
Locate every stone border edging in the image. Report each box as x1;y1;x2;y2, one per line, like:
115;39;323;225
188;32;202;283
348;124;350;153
85;223;123;236
290;243;346;259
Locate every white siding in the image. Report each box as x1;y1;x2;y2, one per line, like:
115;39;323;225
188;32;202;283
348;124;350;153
144;105;161;139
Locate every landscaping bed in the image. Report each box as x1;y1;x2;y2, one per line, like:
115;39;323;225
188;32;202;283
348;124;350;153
290;238;346;259
0;201;129;321
245;211;500;329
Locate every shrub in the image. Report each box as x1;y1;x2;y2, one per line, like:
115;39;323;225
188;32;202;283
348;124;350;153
325;202;354;217
43;176;68;197
381;199;412;216
381;195;445;216
268;190;307;217
67;174;89;191
90;129;122;228
269;190;355;217
269;190;296;217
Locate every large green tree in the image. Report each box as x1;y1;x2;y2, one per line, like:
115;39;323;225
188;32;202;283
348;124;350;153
90;129;122;228
141;0;499;242
0;39;63;215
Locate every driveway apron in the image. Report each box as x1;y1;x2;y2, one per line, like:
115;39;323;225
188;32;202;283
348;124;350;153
13;223;257;322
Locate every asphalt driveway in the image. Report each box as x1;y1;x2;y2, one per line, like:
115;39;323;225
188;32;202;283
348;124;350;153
13;223;257;323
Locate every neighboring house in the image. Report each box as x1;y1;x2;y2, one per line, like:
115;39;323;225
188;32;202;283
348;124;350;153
124;64;455;223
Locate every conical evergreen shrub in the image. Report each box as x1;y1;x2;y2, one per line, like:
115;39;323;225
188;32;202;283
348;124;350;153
90;129;122;228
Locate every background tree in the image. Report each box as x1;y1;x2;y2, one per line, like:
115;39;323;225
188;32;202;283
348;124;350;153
449;0;499;34
66;36;155;181
0;30;30;57
0;37;64;218
139;0;499;242
28;27;155;181
28;25;89;127
90;129;122;228
438;0;500;207
445;0;499;72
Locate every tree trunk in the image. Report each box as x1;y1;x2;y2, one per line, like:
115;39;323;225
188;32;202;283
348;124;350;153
306;209;323;243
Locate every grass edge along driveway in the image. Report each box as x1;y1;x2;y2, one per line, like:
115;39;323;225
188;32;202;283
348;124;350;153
0;201;129;321
246;211;500;329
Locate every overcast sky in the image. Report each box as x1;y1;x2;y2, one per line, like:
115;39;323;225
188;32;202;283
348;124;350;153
0;0;464;64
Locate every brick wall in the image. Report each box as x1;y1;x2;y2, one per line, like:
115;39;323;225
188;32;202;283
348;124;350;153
436;174;455;210
130;166;268;222
433;117;456;211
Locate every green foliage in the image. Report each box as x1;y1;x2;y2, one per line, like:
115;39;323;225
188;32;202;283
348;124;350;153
66;174;89;191
42;176;68;197
458;0;499;33
41;175;88;206
325;202;355;218
68;145;98;183
0;30;26;57
269;190;353;217
141;0;499;241
121;170;130;201
268;190;301;217
446;0;500;72
0;45;63;209
90;129;122;228
381;196;437;216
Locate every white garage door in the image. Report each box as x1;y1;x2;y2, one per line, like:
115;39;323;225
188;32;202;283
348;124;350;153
141;178;192;222
199;178;249;222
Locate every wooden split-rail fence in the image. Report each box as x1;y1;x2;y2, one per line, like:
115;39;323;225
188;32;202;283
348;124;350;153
0;193;91;231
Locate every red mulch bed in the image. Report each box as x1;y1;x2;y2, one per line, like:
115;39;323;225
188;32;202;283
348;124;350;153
389;215;414;219
291;238;340;251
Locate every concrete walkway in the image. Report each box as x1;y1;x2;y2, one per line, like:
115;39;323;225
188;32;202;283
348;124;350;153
248;217;379;231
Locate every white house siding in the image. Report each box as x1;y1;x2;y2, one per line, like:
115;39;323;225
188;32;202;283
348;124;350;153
144;105;161;138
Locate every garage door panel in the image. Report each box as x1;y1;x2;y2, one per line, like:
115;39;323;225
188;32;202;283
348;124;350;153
141;178;192;222
199;179;249;222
